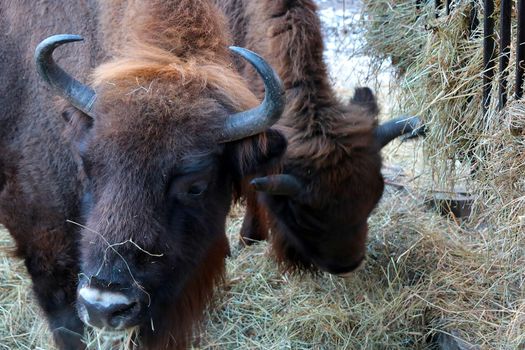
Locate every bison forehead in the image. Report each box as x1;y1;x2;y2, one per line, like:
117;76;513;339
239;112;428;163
94;89;227;131
85;96;228;155
284;153;383;208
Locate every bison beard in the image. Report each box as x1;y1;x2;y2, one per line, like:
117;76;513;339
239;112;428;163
0;0;287;349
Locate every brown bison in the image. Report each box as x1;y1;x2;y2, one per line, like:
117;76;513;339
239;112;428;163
214;0;421;275
0;0;286;349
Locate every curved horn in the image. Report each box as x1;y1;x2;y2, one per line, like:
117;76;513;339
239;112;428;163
35;34;97;117
374;116;424;148
220;47;285;142
251;175;302;196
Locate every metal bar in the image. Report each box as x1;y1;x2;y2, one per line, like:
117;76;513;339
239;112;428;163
516;0;525;99
469;1;480;38
483;0;495;115
499;0;512;110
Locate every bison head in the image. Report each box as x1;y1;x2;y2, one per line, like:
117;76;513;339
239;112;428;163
35;35;286;347
251;88;421;276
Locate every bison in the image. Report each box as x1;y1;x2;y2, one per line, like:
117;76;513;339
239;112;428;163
0;0;286;349
214;0;421;275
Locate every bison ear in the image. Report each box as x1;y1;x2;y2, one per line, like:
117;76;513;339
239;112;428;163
226;128;287;184
349;87;379;117
62;107;94;154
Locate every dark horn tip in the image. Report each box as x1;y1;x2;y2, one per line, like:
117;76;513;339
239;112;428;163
228;46;285;103
35;34;84;61
250;178;265;191
34;34;96;117
376;115;425;148
220;46;285;142
249;175;302;196
402;117;427;141
35;35;84;83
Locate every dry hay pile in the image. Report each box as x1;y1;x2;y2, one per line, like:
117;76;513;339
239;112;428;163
475;101;525;263
362;0;432;74
364;0;486;184
1;183;524;349
362;0;525;348
399;0;486;188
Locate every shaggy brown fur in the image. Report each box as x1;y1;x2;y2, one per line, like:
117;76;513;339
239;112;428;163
0;1;285;349
215;0;385;274
1;2;101;348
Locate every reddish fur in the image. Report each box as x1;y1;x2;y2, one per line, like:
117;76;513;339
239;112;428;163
215;0;385;273
140;234;230;349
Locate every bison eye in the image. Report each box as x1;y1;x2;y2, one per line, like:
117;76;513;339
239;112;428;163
186;181;207;197
168;175;210;204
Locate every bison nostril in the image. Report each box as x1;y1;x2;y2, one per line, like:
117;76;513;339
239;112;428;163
77;287;141;330
111;302;138;320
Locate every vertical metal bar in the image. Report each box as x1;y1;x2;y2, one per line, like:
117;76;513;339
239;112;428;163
483;0;495;115
516;0;525;99
469;1;480;38
499;0;512;110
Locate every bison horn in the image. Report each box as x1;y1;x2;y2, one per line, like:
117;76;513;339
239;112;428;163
220;47;285;142
374;116;424;148
250;174;302;196
35;34;97;117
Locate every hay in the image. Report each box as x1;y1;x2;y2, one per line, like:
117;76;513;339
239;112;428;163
199;191;524;349
472;101;525;263
2;184;523;349
398;1;487;190
362;0;432;74
0;233;52;349
361;0;525;348
363;0;524;249
363;0;520;192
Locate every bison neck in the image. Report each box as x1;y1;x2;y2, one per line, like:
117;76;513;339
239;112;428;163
220;0;338;130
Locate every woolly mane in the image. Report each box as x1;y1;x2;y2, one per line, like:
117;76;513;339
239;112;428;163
237;0;380;185
93;0;258;114
217;0;378;168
